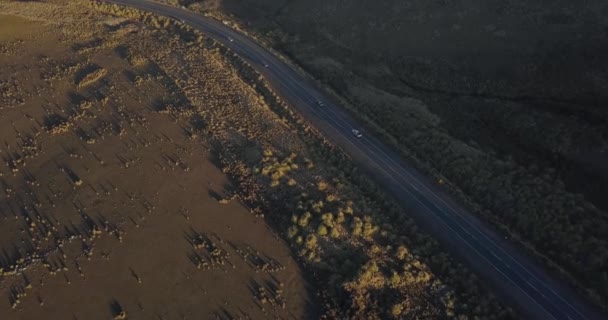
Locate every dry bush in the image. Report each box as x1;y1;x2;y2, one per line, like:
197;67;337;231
76;68;107;88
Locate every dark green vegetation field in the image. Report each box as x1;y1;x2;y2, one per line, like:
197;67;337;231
178;0;608;308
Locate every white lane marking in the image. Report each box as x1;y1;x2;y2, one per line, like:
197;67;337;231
491;251;503;261
529;281;539;291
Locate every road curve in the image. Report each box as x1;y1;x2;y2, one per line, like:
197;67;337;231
105;1;605;319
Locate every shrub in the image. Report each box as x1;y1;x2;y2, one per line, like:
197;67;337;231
330;227;340;238
391;303;403;317
317;225;328;236
305;234;318;250
287;226;299;238
298;212;312;227
395;245;409;260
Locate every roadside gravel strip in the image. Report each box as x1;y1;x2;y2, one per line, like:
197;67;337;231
103;1;606;319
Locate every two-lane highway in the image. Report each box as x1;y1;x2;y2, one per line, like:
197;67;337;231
106;1;605;318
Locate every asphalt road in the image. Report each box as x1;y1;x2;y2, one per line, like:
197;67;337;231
106;1;605;319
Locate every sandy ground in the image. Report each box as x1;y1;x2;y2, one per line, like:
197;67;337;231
0;9;316;320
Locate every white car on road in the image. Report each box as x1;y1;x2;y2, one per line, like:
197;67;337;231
227;36;234;42
317;100;325;107
351;129;363;138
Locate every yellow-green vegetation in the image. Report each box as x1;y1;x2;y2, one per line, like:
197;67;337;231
174;0;608;309
84;3;516;318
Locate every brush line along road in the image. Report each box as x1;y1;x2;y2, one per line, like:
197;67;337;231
106;1;604;319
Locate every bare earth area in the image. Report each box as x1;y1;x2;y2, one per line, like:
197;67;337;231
0;5;316;320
